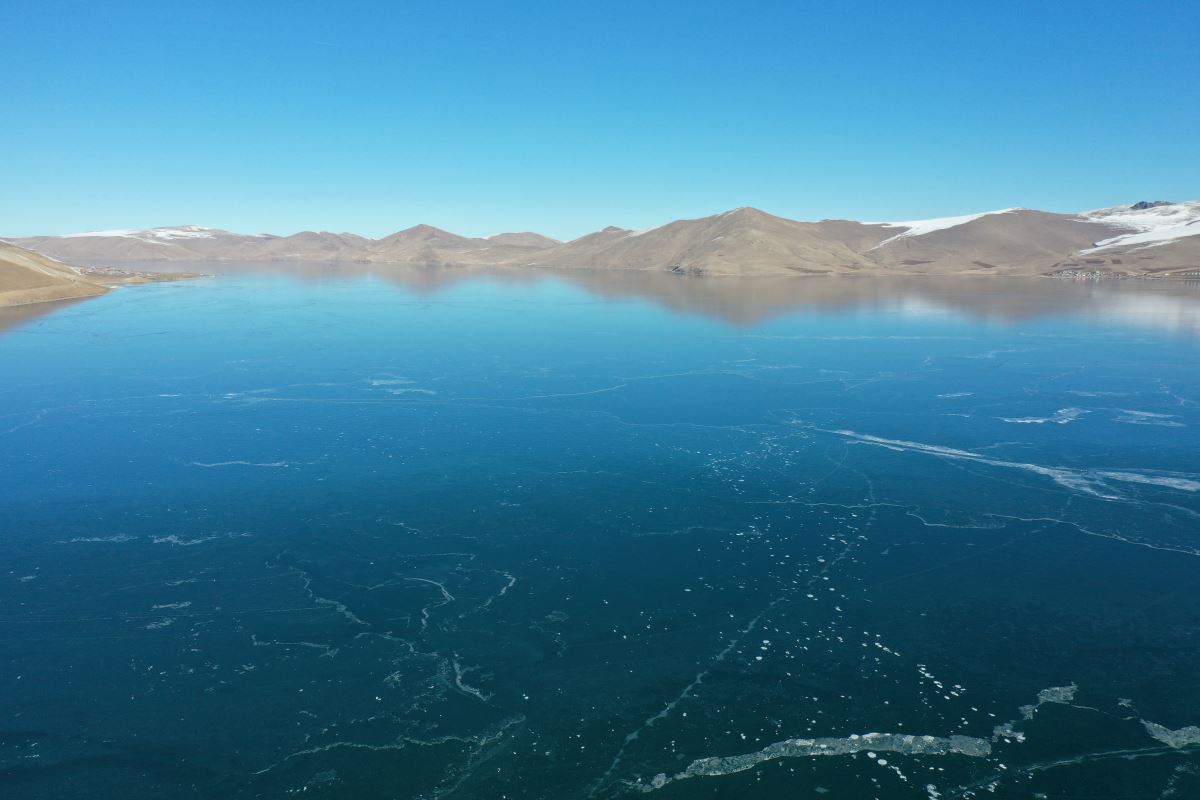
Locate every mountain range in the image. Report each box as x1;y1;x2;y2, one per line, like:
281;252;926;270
5;200;1199;278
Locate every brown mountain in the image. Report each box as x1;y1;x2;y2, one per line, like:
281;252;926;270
866;210;1123;274
7;200;1197;277
5;224;562;266
363;225;562;265
487;232;561;248
0;240;207;310
1048;235;1200;278
810;219;903;252
229;231;369;261
8;226;272;263
0;240;109;307
524;208;876;275
366;224;484;264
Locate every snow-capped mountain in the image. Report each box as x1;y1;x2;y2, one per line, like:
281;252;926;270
1081;201;1200;251
5;201;1197;277
59;225;232;242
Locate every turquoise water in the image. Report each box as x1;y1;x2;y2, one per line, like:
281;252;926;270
2;267;1200;799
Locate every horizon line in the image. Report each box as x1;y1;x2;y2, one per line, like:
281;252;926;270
6;197;1191;243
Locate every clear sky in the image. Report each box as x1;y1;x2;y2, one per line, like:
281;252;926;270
3;0;1197;240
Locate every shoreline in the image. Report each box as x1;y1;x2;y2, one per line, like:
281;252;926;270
38;255;1200;281
0;269;207;310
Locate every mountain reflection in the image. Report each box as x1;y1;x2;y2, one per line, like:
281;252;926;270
0;297;91;335
17;260;1200;335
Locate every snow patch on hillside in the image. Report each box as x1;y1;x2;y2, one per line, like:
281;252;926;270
62;226;219;242
869;209;1021;248
1082;201;1200;251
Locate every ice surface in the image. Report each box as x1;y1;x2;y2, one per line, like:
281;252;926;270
640;732;991;791
1142;721;1200;748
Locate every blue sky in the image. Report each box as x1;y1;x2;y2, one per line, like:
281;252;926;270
3;0;1197;239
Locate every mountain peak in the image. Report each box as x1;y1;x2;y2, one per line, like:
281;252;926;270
8;199;1198;277
398;224;449;235
720;206;772;219
381;224;472;243
486;232;560;248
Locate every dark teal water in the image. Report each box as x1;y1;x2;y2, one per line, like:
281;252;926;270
2;268;1199;799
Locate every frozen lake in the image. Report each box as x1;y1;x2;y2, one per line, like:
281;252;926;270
2;266;1199;798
